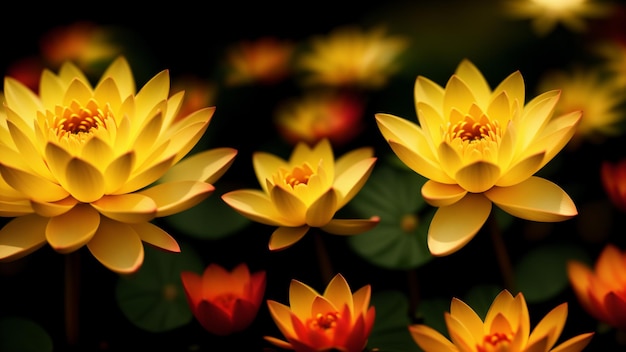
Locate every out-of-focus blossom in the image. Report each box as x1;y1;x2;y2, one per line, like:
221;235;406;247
295;26;408;89
0;56;237;274
537;67;625;147
274;91;366;147
594;40;626;88
409;289;594;352
171;75;218;122
39;21;122;73
376;59;579;256
567;244;626;331
601;159;626;213
223;37;294;86
504;0;612;36
221;139;378;251
265;273;375;352
180;263;266;336
4;56;45;93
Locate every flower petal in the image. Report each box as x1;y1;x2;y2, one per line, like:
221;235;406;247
408;324;457;352
64;158;106;203
253;152;288;194
221;189;286;226
0;164;69;202
46;204;100;254
388;140;454;183
90;193;157;223
320;217;380;235
496;151;545;187
271;186;307;225
334;157;376;208
269;226;310;251
159;147;238;184
130;222;180;252
550;332;594;352
375;113;439;166
137;180;214;217
421;180;467;207
31;196;78;217
0;215;48;261
455;161;500;193
87;217;144;274
428;194;492;256
306;189;337;227
484;176;577;221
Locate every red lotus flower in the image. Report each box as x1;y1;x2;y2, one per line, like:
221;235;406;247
180;263;266;335
600;159;626;212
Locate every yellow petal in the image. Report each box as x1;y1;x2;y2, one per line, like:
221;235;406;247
550;332;594;352
532;110;581;170
81;137;115;170
428;194;492;256
90;194;157;223
64;158;106;203
93;77;123;113
31;197;78;217
159;148;237;184
375;113;435;162
414;75;444;111
6;120;51;179
334;157;376;208
320;217;380;235
444;75;478;117
138;180;214;217
421;180;467;207
134;70;169;121
103;152;134;194
0;215;48;261
492;70;525;113
3;78;44;124
271;186;307;224
324;273;353;312
388;140;454;183
0;200;33;217
87;217;144;274
445;313;478;350
484;176;577;221
0;164;69;202
528;302;567;348
267;300;297;337
221;189;286;226
455;59;491;106
449;297;484;340
46;204;100;254
306;189;337;227
408;324;457;352
253;151;288;194
289;278;321;316
116;154;175;194
416;102;445;146
98;56;135;97
518;90;560;146
455;161;500;193
497;152;545;187
269;226;310;251
130;222;180;252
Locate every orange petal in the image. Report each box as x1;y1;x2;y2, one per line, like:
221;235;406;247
87;217;144;274
408;324;457;352
550;332;594;352
31;196;78;217
0;215;48;261
268;226;310;251
46;204;100;254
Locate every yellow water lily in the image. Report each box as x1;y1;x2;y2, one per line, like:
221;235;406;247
221;138;378;251
376;59;579;256
409;289;594;352
0;56;237;274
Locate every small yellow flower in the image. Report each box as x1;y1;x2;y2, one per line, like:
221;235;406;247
296;26;408;89
265;273;376;352
504;0;612;35
376;59;579;256
0;57;237;274
595;40;626;88
221;139;378;251
409;289;594;352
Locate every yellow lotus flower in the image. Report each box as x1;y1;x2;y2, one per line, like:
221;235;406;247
221;138;378;251
504;0;612;36
376;59;579;256
296;26;408;89
409;289;594;352
0;56;237;274
265;273;375;352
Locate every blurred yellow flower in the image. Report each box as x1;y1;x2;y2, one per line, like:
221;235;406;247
409;289;594;352
537;67;625;147
223;37;294;86
595;40;626;88
221;138;378;251
376;59;579;256
265;273;375;352
504;0;612;35
296;26;408;89
274;91;365;147
0;56;237;274
567;243;626;331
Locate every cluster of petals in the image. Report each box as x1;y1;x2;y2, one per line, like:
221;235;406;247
0;56;237;273
265;273;375;352
221;138;378;251
409;289;594;352
180;262;266;336
567;243;626;331
375;59;579;256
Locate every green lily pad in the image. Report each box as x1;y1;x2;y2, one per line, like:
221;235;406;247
368;290;421;352
164;181;250;240
515;242;590;303
347;156;433;269
0;316;53;352
115;242;204;332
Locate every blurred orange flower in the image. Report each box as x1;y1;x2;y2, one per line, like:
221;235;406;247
567;243;626;331
181;263;266;336
409;289;594;352
600;159;626;213
223;37;294;86
274;91;365;147
265;273;375;352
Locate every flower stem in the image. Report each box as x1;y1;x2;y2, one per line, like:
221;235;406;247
314;232;334;284
488;213;515;291
65;252;80;348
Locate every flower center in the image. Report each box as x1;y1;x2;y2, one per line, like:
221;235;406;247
51;100;109;136
307;311;340;331
449;114;499;142
214;293;238;312
279;163;314;189
477;332;513;352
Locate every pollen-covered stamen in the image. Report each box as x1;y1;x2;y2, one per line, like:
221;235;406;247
449;114;500;142
52;100;109;135
307;311;340;330
278;163;315;189
477;332;513;352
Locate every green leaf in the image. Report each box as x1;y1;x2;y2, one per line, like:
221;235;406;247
115;242;204;332
368;290;421;352
515;242;590;303
0;316;53;352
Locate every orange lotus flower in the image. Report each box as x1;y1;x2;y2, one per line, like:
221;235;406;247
409;289;594;352
600;159;626;213
180;263;266;336
265;273;375;352
223;37;294;86
567;243;626;331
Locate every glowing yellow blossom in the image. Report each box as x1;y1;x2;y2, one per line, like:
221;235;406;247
0;56;237;274
567;243;626;331
409;289;594;352
595;40;626;88
296;26;408;89
265;273;375;352
221;139;378;251
504;0;612;35
223;37;294;86
376;59;579;256
537;67;625;147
